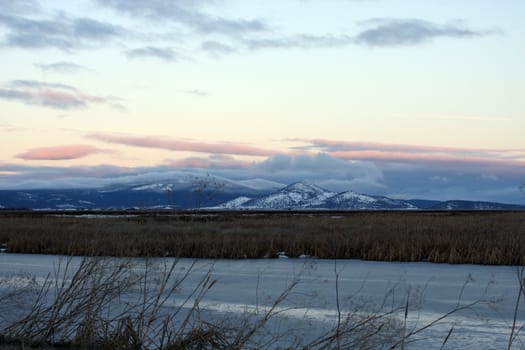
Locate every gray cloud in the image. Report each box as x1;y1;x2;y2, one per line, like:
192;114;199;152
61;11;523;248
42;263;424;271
0;89;27;100
1;151;523;203
8;80;76;90
241;19;497;51
197;17;267;35
1;0;498;57
290;139;525;178
95;0;268;37
380;166;524;203
0;163;139;190
71;17;123;41
201;40;235;55
0;79;122;110
356;19;496;46
244;34;354;50
126;46;176;61
0;0;42;14
34;61;90;74
254;153;385;191
0;12;125;50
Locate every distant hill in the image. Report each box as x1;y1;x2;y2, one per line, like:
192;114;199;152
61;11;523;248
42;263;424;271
0;179;523;211
214;181;524;211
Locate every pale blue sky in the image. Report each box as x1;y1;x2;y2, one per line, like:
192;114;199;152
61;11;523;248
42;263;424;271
1;0;524;202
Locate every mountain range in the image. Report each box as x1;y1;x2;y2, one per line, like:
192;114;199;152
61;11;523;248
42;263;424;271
0;177;523;211
213;182;524;210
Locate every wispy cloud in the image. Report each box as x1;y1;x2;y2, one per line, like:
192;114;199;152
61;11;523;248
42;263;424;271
294;139;525;174
244;34;354;50
180;89;209;97
241;19;498;51
126;46;176;61
9;80;77;90
355;18;498;47
1;150;524;203
201;40;235;56
329;150;524;172
0;0;42;15
16;145;107;160
0;80;123;110
34;61;90;74
0;122;28;132
87;133;276;157
298;139;525;156
428;114;513;122
254;153;385;191
0;0;500;58
96;0;268;37
0;12;125;50
0;163;138;189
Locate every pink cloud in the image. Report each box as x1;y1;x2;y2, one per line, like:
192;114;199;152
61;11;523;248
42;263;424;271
17;145;106;160
88;133;276;157
300;138;525;156
289;138;525;172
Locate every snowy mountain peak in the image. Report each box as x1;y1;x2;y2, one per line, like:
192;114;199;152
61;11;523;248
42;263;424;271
329;191;378;204
280;181;331;195
215;184;423;210
132;183;175;192
237;182;336;209
325;190;416;209
1;178;523;210
216;196;252;209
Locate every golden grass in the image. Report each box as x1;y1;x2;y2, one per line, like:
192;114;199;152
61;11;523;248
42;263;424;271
0;211;524;264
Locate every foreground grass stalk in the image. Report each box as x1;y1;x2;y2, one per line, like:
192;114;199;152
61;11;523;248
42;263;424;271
334;259;341;350
508;266;525;350
0;256;522;349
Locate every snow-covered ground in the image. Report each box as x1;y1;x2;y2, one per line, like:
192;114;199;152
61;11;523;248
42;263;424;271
0;254;523;349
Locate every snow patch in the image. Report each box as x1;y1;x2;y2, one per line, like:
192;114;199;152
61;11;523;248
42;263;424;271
132;183;173;192
219;196;252;209
277;251;289;258
338;191;377;203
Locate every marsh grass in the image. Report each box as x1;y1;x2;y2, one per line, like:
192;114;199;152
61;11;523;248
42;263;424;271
0;211;524;264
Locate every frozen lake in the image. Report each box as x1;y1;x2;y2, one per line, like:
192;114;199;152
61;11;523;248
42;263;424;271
1;253;524;349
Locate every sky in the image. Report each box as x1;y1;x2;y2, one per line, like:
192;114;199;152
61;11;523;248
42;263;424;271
0;0;524;203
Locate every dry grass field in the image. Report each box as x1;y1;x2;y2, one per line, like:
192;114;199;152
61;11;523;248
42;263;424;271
0;210;524;265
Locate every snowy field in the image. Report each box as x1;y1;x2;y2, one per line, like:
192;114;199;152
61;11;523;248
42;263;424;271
0;253;524;349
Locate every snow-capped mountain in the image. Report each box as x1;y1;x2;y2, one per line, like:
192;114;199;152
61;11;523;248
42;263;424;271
0;179;523;210
429;200;524;210
216;182;416;210
210;182;524;211
238;182;336;209
102;175;284;195
216;196;252;209
323;191;417;210
0;175;282;210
